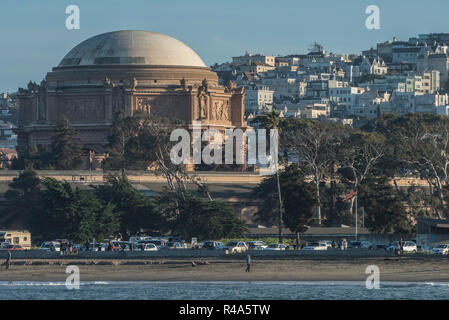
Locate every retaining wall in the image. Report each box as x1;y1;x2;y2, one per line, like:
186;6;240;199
1;248;441;260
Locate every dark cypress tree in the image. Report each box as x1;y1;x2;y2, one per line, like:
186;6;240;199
50;118;84;169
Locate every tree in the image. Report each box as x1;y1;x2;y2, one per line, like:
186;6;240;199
49;118;84;169
253;165;317;246
255;109;285;242
104;110;144;175
95;201;120;241
29;178;117;242
281;119;342;225
105;110;213;199
5;168;41;201
94;176;165;238
358;176;411;233
164;191;246;241
3;169;41;227
338;129;385;236
255;109;282;130
368;113;449;218
11;145;54;170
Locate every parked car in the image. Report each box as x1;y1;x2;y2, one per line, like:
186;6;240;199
432;244;449;255
323;241;333;249
248;241;267;250
144;239;167;249
264;243;287;251
0;241;10;248
386;243;399;251
374;244;388;251
123;242;143;251
39;241;61;252
202;241;226;250
302;242;328;251
165;241;184;249
224;241;248;253
402;241;417;253
88;243;107;252
142;243;158;251
349;241;371;249
0;244;24;251
192;241;204;250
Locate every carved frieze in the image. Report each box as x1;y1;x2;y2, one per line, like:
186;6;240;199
212;100;230;121
136;97;152;113
60;97;105;122
135;95;182;117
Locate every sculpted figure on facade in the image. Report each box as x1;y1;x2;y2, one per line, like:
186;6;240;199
103;76;114;88
180;78;187;91
198;92;208;119
137;97;152;113
201;78;208;92
225;80;236;93
130;77;138;90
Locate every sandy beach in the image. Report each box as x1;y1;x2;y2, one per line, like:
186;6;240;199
1;257;449;282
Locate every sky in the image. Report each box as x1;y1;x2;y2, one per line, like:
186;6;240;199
1;0;449;93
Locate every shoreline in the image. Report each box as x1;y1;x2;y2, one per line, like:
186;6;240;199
1;257;449;282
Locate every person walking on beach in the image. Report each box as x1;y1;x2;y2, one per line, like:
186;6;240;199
396;241;402;255
5;251;11;270
246;255;251;273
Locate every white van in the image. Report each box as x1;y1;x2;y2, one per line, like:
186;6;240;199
402;241;417;253
39;241;61;252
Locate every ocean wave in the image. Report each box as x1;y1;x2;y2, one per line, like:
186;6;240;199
0;281;111;287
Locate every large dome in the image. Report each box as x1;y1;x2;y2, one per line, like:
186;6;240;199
58;30;206;68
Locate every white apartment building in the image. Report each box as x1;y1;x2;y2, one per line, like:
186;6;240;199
359;56;388;76
389;92;417;115
421;70;441;93
417;53;449;82
244;85;274;113
381;92;448;116
406;75;423;93
237;62;276;73
232;53;276;67
329;84;365;116
261;77;307;98
415;93;449;113
301;103;328;119
354;90;391;118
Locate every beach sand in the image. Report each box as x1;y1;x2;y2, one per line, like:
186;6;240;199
0;257;449;282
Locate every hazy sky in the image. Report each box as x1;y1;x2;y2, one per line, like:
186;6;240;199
1;0;448;92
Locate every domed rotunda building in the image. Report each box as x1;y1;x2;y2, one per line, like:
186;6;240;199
16;30;246;168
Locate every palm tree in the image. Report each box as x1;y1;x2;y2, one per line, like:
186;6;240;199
256;109;281;132
255;109;285;243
